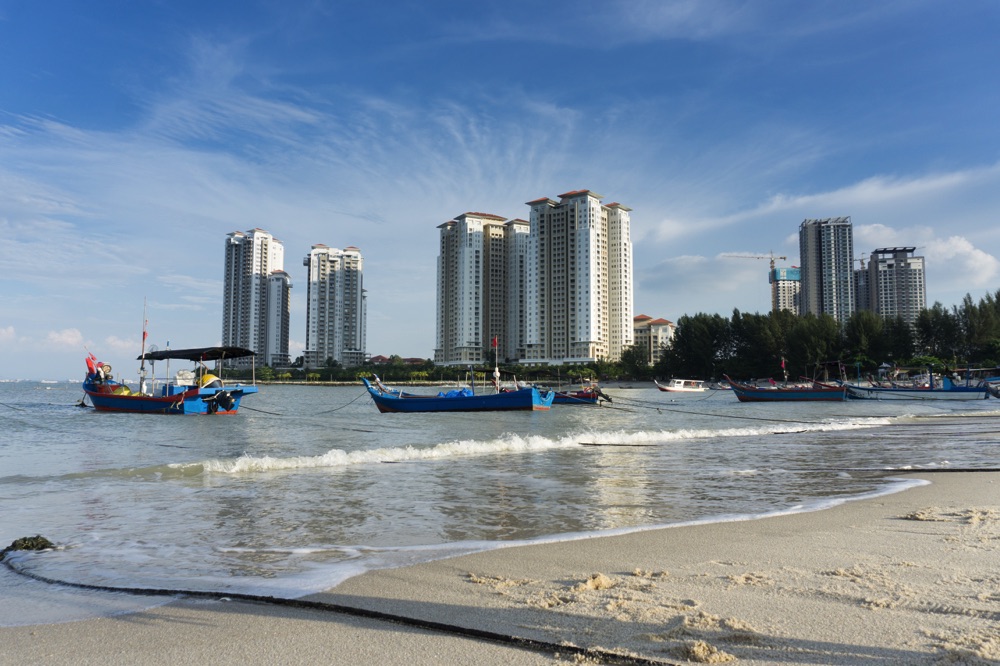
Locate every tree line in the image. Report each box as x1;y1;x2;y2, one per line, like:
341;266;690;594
650;290;1000;382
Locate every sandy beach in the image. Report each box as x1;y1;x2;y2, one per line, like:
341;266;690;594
2;471;998;665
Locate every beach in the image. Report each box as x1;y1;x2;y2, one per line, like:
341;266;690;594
2;470;997;665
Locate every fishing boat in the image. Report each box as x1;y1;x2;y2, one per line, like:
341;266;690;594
552;385;612;405
724;375;848;402
654;378;707;392
362;377;554;413
82;347;258;414
844;375;989;401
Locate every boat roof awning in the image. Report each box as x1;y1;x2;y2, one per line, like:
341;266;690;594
137;346;256;362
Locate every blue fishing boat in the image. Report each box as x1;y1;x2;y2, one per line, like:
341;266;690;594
82;346;258;415
362;377;554;413
724;375;847;402
844;375;989;401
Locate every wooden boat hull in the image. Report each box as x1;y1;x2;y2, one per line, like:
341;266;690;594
553;390;599;405
844;385;989;401
363;379;554;413
84;382;257;415
724;376;847;402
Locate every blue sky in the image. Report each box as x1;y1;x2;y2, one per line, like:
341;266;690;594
2;0;999;380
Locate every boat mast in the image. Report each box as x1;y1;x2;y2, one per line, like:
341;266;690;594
492;335;500;393
139;299;149;393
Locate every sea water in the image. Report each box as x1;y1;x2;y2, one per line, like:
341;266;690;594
2;380;998;626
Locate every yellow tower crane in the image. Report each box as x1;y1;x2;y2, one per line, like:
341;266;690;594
720;251;788;271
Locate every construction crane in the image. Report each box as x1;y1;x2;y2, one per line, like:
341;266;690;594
720;251;787;271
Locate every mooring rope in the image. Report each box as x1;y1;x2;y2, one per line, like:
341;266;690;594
1;548;677;666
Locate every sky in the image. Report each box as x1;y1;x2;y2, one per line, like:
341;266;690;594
2;0;999;380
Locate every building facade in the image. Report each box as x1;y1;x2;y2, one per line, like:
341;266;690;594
522;190;634;365
633;314;675;366
434;213;528;366
265;271;292;366
769;267;801;314
222;228;291;367
798;217;855;323
867;247;926;326
302;245;367;368
503;219;530;362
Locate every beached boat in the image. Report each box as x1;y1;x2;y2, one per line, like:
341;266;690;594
82;347;258;414
844;375;989;401
654;378;707;392
724;375;848;402
362;377;554;413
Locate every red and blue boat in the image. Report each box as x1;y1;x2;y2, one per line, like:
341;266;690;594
83;347;258;415
551;385;612;405
362;377;554;413
724;375;848;402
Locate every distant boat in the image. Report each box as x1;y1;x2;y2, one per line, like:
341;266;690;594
844;375;989;401
82;347;258;415
654;379;707;393
724;375;847;402
362;377;554;413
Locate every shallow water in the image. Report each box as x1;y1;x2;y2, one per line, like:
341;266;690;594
2;380;998;626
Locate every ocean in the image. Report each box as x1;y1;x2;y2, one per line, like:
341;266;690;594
2;379;998;627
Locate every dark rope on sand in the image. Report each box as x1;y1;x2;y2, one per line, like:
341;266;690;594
1;539;677;666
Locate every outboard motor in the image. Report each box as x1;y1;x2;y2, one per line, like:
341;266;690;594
215;390;235;412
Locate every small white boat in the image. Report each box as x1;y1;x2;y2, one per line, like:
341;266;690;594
654;378;707;393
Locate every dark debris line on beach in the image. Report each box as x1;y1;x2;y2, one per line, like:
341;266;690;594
2;535;680;666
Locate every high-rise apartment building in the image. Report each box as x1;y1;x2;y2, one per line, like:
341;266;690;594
522;190;633;364
303;245;367;368
265;271;292;366
770;267;801;314
434;213;528;365
867;247;926;326
798;217;855;323
854;259;871;313
222;228;291;367
503;219;530;362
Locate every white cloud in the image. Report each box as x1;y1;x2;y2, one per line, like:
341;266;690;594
45;328;85;349
925;236;1000;288
0;325;14;342
103;335;140;353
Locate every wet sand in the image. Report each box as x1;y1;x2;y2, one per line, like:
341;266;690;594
2;471;998;665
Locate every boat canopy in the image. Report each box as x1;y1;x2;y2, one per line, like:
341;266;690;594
137;346;256;362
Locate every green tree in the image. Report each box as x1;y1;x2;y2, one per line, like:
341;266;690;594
785;314;842;380
660;313;729;379
882;315;915;362
619;344;650;380
843;309;885;372
915;303;961;360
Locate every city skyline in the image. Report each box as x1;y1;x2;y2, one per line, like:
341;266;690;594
3;2;1000;379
